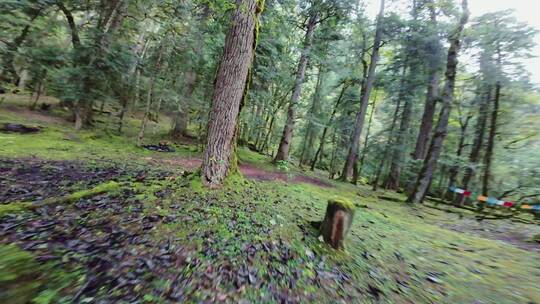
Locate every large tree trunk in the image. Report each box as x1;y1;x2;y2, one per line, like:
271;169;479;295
274;12;318;162
311;82;348;171
407;0;469;204
339;0;385;182
200;0;262;187
453;86;490;205
412;1;440;160
482;81;500;196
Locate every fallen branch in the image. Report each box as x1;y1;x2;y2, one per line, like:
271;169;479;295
0;181;120;217
1;123;41;133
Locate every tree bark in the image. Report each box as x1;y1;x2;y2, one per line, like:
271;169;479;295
200;0;262;187
412;0;440;160
407;0;469;204
357;89;379;179
482;82;500;196
274;11;318;162
339;0;385;182
319;199;355;250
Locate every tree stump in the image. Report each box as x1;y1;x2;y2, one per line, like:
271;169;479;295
319;198;355;250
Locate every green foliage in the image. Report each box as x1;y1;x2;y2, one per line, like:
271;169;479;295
0;244;81;304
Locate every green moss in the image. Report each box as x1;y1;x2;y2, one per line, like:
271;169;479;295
0;202;32;217
223;171;246;188
66;181;120;202
0;181;120;217
329;197;356;211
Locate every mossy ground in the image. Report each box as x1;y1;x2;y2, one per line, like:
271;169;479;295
1;95;539;303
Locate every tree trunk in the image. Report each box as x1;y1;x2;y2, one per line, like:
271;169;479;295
453;86;490;205
200;0;262;187
407;0;469;204
137;42;166;146
0;9;42;85
319;199;355;250
385;65;412;190
66;1;127;130
340;0;385;182
259;88;290;152
274;12;318;162
29;70;46;110
446;111;472;199
482;82;500;196
118;32;148;133
299;66;324;166
171;22;205;139
357;89;379;179
372;95;402;191
311;82;348;171
412;1;440;160
328;129;339;179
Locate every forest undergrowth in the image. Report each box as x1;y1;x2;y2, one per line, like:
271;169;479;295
0;97;538;303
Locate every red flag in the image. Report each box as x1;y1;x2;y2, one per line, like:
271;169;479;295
463;191;472;197
503;201;514;207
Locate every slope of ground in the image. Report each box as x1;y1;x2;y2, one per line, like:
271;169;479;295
1;97;539;303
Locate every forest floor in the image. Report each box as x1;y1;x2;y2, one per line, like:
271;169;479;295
0;94;539;304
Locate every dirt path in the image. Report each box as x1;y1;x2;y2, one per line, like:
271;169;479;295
144;156;333;187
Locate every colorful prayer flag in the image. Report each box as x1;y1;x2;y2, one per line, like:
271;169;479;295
477;195;488;202
463;191;472;197
503;202;514;207
487;197;498;205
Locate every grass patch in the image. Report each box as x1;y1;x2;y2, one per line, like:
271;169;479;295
0;244;82;304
